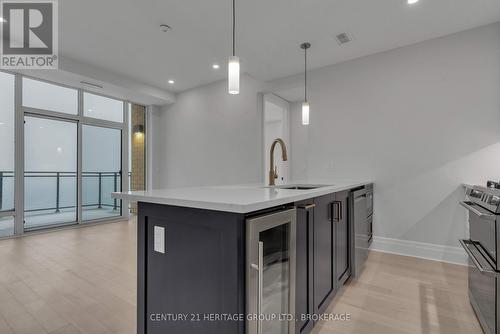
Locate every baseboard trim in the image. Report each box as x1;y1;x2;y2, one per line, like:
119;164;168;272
370;236;467;266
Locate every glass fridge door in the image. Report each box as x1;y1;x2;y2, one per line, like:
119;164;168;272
247;209;296;334
260;223;290;333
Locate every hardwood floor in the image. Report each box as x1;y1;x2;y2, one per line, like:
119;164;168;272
0;220;137;334
313;251;483;334
0;219;483;334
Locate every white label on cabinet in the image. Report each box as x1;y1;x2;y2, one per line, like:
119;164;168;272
154;226;165;254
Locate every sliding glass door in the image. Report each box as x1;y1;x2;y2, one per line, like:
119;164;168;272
0;73;131;237
82;125;122;221
24;116;77;229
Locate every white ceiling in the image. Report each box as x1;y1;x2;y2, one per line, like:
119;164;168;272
60;0;500;93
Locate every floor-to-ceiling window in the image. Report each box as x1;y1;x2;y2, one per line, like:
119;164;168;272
0;72;15;237
82;125;122;221
82;92;124;221
0;74;133;237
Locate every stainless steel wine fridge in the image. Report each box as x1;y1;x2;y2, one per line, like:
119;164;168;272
246;208;297;334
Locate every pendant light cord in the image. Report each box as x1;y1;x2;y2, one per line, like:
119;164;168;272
232;0;235;56
304;47;307;102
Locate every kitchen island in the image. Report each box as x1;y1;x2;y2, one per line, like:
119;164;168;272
113;181;373;334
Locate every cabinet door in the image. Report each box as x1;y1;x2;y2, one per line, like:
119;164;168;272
334;190;350;285
313;194;336;314
295;201;314;334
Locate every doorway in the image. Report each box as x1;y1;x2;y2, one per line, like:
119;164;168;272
263;94;291;185
24;115;78;229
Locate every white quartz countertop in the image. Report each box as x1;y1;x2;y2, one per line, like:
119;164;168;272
112;180;373;213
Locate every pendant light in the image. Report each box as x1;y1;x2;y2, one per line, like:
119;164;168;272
228;0;240;94
301;42;311;125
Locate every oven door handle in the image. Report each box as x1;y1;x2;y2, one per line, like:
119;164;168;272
459;201;496;221
459;239;499;277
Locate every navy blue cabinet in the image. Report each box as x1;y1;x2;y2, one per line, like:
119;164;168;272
313;194;337;314
296;191;352;334
334;190;351;286
137;190;356;334
137;202;246;334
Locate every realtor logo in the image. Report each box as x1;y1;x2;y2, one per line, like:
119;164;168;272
0;0;58;69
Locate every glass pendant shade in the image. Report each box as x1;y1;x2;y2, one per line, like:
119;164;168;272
302;101;310;125
228;56;240;95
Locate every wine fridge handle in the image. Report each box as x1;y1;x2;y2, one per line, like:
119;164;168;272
257;241;263;334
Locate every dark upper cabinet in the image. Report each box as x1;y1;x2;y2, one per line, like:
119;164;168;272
295;201;315;334
334;190;351;285
313;194;337;314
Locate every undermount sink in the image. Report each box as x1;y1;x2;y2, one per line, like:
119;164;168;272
280;186;322;190
270;184;331;190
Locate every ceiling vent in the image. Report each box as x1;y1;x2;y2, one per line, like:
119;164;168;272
335;32;352;45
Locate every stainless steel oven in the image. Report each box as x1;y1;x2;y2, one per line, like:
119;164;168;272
247;208;296;334
460;185;500;334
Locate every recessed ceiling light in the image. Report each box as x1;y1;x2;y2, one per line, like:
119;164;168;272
408;0;419;4
212;64;220;69
168;80;175;84
0;17;5;23
160;24;172;32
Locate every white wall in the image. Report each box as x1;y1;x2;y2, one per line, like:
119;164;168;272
150;23;500;261
152;75;268;188
288;22;500;249
146;105;161;191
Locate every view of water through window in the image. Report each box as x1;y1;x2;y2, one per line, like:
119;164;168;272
0;75;128;234
82;125;122;221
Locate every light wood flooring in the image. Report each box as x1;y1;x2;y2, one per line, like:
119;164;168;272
313;251;483;334
0;218;483;334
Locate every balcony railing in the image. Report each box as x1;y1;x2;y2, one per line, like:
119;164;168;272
0;171;124;214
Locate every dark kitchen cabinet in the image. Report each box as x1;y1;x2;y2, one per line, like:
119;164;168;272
313;194;337;314
297;191;352;332
137;186;366;334
295;200;315;334
137;202;246;334
334;190;350;286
